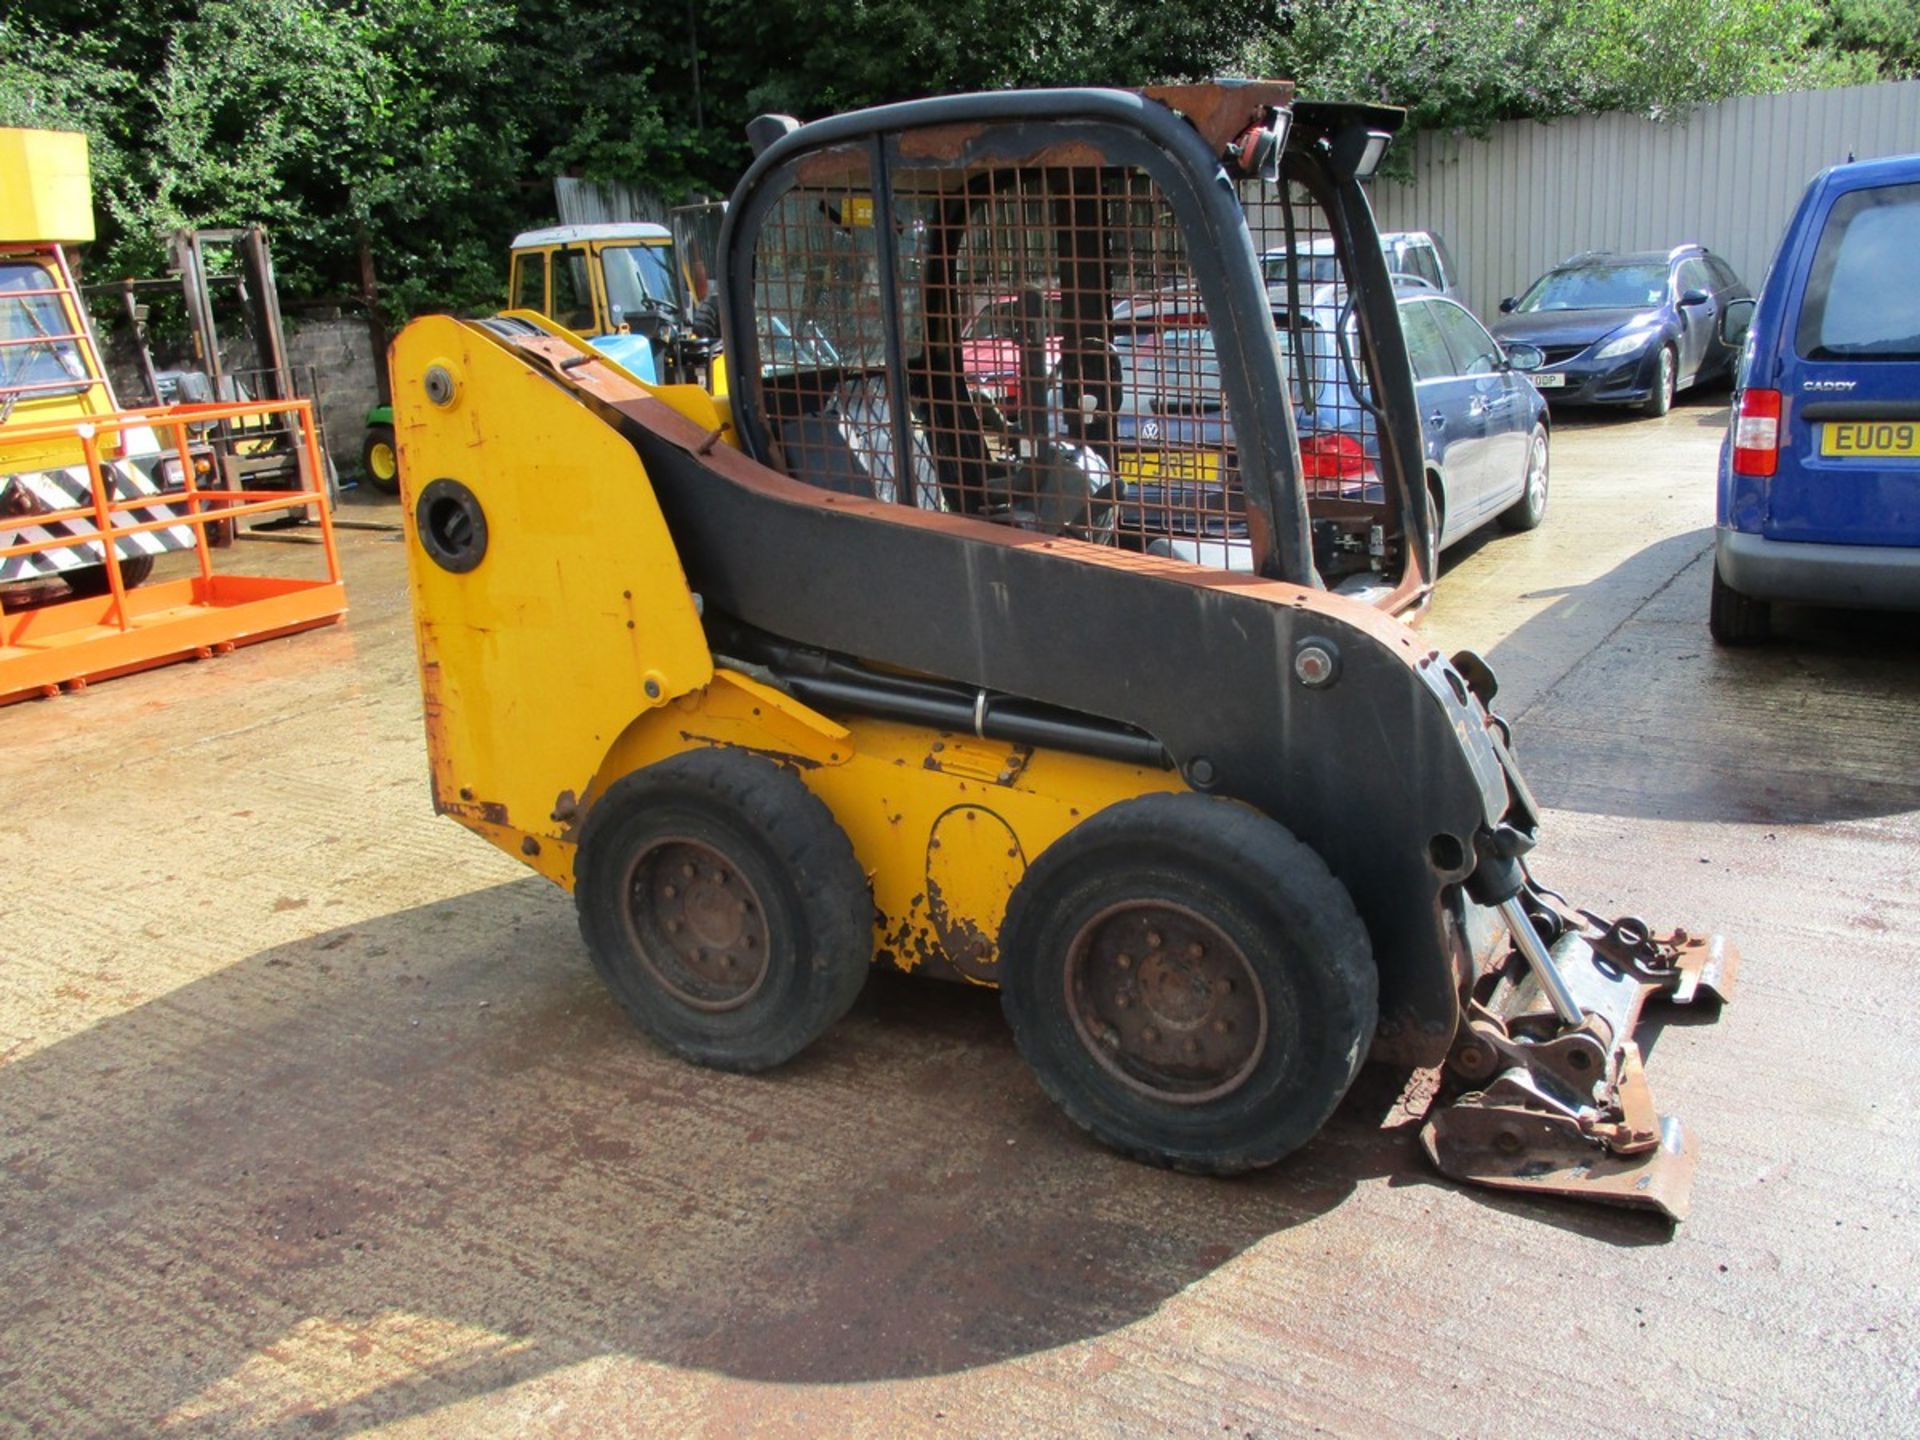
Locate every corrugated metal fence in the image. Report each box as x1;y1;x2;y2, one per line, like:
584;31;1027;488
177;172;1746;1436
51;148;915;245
1370;79;1920;319
553;176;671;226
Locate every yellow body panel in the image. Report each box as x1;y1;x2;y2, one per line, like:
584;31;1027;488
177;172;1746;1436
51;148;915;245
0;129;94;244
392;315;714;885
393;314;1182;979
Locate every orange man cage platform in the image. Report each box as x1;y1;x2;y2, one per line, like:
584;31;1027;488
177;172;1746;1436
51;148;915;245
0;399;346;705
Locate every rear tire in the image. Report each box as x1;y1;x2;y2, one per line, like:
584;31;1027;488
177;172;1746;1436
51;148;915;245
1643;346;1676;417
1498;425;1550;532
1709;565;1771;645
362;423;400;495
574;749;873;1071
64;553;155;598
997;793;1376;1175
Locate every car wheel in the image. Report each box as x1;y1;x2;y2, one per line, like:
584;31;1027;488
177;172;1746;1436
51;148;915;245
361;423;400;496
1643;345;1676;417
1498;425;1550;532
997;793;1376;1175
1709;565;1771;646
64;553;156;598
573;749;874;1072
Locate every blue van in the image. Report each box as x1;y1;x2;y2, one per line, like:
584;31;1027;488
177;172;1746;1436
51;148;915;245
1712;153;1920;644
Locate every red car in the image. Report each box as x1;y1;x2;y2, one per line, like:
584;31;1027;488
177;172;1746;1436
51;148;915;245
961;293;1061;403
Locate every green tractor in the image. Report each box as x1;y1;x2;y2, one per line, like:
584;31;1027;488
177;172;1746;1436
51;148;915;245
361;405;400;493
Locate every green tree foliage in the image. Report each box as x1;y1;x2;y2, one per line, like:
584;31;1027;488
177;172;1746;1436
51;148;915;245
0;0;1903;319
3;0;522;313
1815;0;1920;78
1254;0;1874;136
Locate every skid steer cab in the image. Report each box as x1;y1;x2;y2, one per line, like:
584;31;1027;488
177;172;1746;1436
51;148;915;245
393;82;1735;1220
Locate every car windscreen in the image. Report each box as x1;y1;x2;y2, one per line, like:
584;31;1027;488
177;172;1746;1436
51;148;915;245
0;261;90;400
1516;262;1668;312
968;296;1058;338
601;243;679;316
1795;181;1920;360
1261;251;1341;289
1112;328;1224;414
1111;314;1342;421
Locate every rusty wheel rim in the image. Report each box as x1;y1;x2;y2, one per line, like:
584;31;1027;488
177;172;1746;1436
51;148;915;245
621;837;770;1012
1063;900;1268;1105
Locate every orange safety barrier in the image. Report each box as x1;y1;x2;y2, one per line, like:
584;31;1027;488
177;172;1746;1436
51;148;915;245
0;398;347;705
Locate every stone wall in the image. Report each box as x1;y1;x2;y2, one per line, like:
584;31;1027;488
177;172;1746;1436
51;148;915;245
284;314;384;472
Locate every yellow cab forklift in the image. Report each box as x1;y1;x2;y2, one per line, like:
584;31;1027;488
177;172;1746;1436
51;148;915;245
364;218;722;493
391;82;1735;1220
1;129;199;597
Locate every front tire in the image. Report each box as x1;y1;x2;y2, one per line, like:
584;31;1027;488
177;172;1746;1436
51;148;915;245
998;793;1376;1175
574;749;873;1071
1498;424;1550;532
361;423;400;495
1709;565;1771;645
1643;346;1676;417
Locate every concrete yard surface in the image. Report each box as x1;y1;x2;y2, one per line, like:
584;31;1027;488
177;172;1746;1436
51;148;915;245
2;396;1917;1438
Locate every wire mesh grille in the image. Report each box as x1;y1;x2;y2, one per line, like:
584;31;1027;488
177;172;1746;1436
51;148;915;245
747;140;1399;586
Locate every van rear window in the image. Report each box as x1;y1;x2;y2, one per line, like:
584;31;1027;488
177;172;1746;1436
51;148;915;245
1796;181;1920;360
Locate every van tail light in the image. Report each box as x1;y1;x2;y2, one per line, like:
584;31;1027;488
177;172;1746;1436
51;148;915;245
1732;388;1781;477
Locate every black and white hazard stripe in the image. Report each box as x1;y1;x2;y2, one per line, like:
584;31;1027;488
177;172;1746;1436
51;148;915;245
0;438;197;583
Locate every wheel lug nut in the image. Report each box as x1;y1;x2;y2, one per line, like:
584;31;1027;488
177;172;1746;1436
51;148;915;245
681;863;695;879
714;870;728;884
1116;953;1132;970
1187;942;1204;960
666;919;681;933
1183;1039;1199;1057
663;884;676;899
1114;994;1130;1010
1213;1019;1230;1035
1142;1027;1158;1044
1146;931;1163;950
1214;978;1233;996
721;953;736;969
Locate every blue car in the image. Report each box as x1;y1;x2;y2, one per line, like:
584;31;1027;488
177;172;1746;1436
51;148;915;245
1113;289;1551;586
1491;245;1750;416
1711;153;1920;643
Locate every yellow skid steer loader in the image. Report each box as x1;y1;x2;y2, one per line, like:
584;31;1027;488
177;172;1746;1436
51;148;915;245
393;82;1735;1220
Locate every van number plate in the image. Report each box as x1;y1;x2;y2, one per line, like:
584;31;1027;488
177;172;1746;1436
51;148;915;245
1822;421;1920;458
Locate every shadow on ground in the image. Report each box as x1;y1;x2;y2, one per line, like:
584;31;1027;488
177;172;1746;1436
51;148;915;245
1467;524;1920;825
3;875;1676;1436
